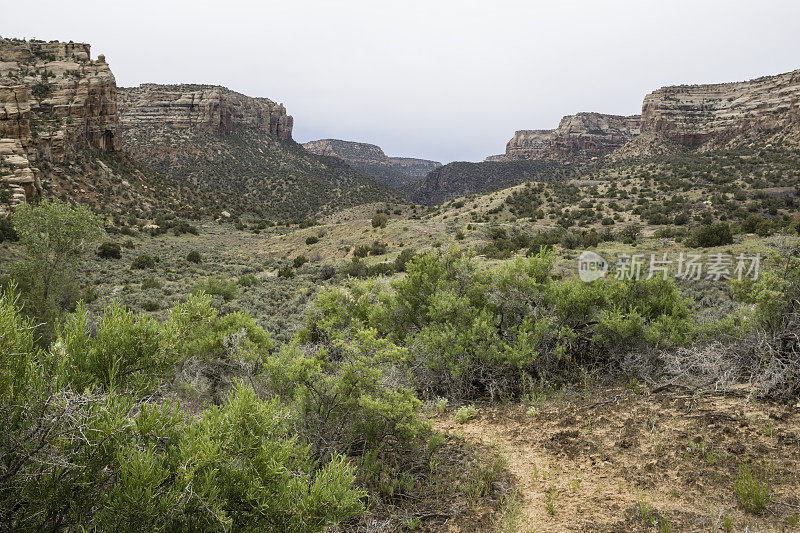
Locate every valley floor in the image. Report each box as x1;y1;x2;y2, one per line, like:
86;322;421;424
434;386;800;532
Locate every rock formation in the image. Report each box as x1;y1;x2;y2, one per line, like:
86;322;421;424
641;69;800;145
118;84;293;141
503;113;641;161
302;139;440;189
0;38;121;213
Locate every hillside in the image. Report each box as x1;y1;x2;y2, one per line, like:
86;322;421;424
302;138;440;189
409;159;575;205
118;86;401;218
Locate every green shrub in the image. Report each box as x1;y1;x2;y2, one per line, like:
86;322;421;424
193;277;238;301
10;199;101;339
131;253;159;269
293;255;309;268
302;248;694;402
237;273;260;287
277;265;295;278
306;235;319;245
0;215;17;243
372;213;388;228
0;288;365;531
394;249;417;273
353;245;370;258
691;222;734;247
370;240;388;256
97;242;121;259
141;277;162;290
186;250;203;264
318;264;336;281
142;300;160;312
454;405;478;424
733;462;772;514
172;220;198;235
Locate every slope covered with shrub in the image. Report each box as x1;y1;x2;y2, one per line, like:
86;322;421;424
121;124;403;218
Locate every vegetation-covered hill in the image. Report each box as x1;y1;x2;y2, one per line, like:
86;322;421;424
120;124;403;218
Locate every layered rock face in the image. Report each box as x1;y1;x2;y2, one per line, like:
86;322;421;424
1;38;120;212
641;69;800;145
118;84;293;140
505;130;554;160
302;139;440;189
503;113;641;160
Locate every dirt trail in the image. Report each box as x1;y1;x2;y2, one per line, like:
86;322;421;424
434;387;800;532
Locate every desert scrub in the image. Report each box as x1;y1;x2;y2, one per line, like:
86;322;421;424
186;250;203;264
193;277;238;302
454;404;478;424
733;461;773;514
131;253;159;269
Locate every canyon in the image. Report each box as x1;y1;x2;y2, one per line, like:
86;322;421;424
302;138;440;189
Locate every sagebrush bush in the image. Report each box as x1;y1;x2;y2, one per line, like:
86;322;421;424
193;277;238;301
301;248;695;401
0;288;366;531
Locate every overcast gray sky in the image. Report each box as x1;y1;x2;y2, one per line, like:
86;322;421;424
6;0;800;163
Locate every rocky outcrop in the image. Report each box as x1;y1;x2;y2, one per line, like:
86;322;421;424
0;139;40;215
505;130;554;160
641;69;800;145
302;139;440;189
0;39;120;161
503;113;641;160
0;38;121;212
0;85;30;139
118;84;293;140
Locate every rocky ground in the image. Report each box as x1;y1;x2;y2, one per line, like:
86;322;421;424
435;387;800;532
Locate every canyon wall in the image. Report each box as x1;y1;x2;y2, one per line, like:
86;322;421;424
118;84;293;141
503;113;641;160
641;69;800;145
0;38;121;213
302;138;440;188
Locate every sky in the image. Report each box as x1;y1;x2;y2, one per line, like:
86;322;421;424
6;0;800;163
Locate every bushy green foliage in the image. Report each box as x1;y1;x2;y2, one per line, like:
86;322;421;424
353;245;370;258
193;277;238;301
278;264;295;278
0;289;365;531
302;248;694;401
733;462;772;514
691;222;734;247
294;255;309;268
10;199;102;338
132;253;159;269
97;241;121;259
371;213;388;228
0;215;17;243
186;250;203;264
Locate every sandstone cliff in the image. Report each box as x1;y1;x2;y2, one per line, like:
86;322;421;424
119;89;398;218
0;38;121;213
641;69;800;146
118;84;293;140
302;139;440;189
503;113;641;161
